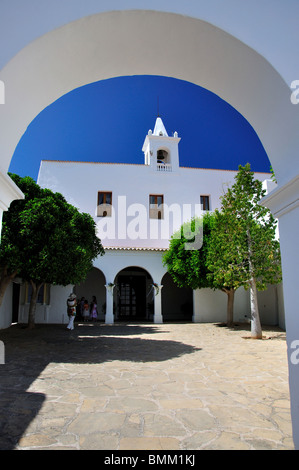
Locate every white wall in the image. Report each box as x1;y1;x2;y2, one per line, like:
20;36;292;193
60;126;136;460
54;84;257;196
18;284;73;325
94;249;166;285
262;181;299;448
0;282;13;329
194;287;247;323
37;160;271;250
193;284;284;327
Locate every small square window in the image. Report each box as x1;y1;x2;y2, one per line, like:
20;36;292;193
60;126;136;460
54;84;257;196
149;194;164;219
97;191;112;217
200;195;210;211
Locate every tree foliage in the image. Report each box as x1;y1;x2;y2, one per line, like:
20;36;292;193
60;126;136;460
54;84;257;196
0;175;45;305
0;174;104;327
162;213;215;290
163;212;237;325
163;164;282;334
207;164;282;337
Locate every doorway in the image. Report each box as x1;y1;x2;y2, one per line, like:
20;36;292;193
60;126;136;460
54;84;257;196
115;267;153;321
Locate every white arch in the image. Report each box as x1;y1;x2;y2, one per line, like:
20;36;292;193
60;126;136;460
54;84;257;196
94;249;166;286
114;265;153;283
1;11;298;184
0;10;298;447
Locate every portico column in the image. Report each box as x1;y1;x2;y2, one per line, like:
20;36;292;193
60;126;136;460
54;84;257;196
105;283;115;324
153;284;163;324
260;175;299;449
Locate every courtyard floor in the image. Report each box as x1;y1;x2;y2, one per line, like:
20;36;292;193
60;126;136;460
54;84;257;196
0;322;294;450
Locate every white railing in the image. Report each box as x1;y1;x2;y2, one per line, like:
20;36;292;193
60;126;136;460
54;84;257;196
157;163;172;172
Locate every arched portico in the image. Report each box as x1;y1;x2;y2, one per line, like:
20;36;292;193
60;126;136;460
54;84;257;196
0;10;299;447
93;248;166;325
113;266;153;322
161;272;193;322
74;267;106;321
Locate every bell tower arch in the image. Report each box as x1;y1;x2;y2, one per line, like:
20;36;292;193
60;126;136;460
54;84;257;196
142;116;181;172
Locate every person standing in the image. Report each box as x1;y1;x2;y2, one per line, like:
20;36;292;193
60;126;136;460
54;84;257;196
83;298;90;322
90;295;98;321
67;293;77;330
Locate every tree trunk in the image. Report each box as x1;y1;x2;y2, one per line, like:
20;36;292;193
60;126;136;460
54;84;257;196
222;287;235;326
0;267;18;307
250;278;262;339
226;288;235;326
247;227;263;339
27;281;43;329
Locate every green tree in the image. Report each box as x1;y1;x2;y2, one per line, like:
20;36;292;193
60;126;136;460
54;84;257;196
0;174;104;327
162;213;214;290
163;212;237;326
0;175;45;306
207;164;282;338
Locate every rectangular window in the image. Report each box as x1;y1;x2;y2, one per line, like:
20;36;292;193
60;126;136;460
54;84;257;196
97;191;112;217
149;194;164;219
200;195;210;211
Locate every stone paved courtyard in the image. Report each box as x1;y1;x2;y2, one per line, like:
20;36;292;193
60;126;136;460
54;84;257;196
0;322;294;450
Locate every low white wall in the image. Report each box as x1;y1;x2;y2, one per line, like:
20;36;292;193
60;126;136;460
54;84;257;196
0;282;13;329
1;276;284;328
193;284;285;327
19;285;73;325
193;287;249;324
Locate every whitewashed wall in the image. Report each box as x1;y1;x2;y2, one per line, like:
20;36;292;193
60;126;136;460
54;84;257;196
0;282;13;329
193;284;284;327
37;160;271;250
18;285;73;325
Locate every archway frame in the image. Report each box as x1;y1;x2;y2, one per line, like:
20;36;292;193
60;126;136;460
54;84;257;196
114;265;154;322
0;9;299;448
1;10;299;184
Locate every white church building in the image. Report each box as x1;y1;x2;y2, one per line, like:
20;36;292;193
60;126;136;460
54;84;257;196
0;116;284;328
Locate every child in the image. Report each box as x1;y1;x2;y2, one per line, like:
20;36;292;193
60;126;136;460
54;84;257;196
83;299;89;322
90;296;98;321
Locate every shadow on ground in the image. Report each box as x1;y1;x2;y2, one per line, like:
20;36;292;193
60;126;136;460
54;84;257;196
0;323;201;449
214;322;287;341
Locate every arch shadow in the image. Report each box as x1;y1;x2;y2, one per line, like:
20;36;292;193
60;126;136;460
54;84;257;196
0;323;201;449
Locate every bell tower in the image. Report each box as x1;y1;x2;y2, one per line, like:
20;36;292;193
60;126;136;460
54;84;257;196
142;116;181;172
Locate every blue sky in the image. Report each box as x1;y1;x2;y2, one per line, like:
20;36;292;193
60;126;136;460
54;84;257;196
9;75;271;180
